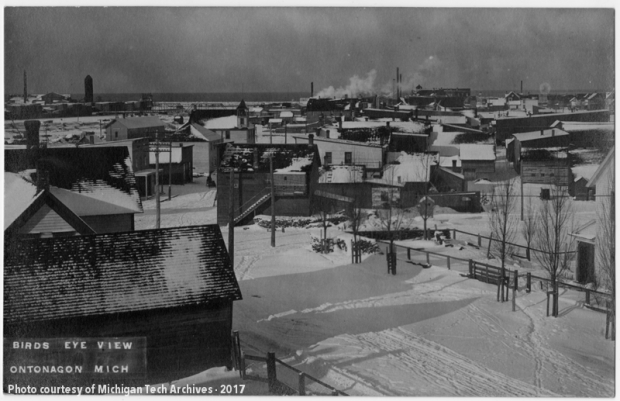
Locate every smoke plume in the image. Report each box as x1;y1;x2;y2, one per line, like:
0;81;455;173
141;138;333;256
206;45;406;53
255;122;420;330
316;69;377;99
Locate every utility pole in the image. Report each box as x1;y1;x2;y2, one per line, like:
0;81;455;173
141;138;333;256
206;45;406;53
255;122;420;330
228;169;235;267
270;154;276;247
520;161;524;221
284;122;287;145
155;131;160;229
168;138;173;201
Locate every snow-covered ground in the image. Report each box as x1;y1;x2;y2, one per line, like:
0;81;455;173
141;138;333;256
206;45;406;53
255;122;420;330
134;181;612;396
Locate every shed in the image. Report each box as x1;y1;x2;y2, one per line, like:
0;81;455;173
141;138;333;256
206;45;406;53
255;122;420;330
459;144;496;179
4;225;242;383
149;143;194;185
104;116;166;141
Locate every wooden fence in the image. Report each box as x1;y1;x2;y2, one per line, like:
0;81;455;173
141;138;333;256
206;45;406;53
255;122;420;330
230;331;347;396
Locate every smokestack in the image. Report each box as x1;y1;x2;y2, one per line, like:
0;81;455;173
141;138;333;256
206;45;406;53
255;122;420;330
308;134;314;147
25;120;41;150
400;73;402;98
85;75;94;105
23;70;27;103
520;80;523;94
396;68;399;99
311;82;314;97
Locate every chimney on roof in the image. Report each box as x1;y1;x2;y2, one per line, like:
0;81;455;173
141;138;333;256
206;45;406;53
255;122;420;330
338;114;343;129
25;120;41;150
552;129;555;137
36;165;50;193
452;159;457;169
315;127;321;138
540;129;544;136
308;134;314;147
386;121;391;128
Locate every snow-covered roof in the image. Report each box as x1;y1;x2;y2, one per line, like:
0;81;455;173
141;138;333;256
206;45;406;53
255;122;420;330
569;219;597;242
439;155;461;168
190;123;220;142
512;128;569;142
107;116;164;130
459;144;495;161
319;165;364;183
4;172;41;230
49;186;143;216
587;147;614;188
571;165;600;182
279;111;294;118
269;118;283;124
203;115;238;130
562;122;615;132
430;131;461;146
274;155;314;173
380;152;437;183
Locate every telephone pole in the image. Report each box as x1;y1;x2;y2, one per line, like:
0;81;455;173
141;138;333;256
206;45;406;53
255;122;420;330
155;131;160;229
270;154;276;247
228;169;235;267
168;139;173;201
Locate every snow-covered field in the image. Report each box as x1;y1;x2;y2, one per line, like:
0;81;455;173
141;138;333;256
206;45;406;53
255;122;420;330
134;182;613;396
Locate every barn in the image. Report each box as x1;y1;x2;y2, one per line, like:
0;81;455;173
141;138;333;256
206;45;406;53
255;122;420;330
4;225;242;383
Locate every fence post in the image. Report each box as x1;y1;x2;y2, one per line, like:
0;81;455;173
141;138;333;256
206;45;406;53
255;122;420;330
512;270;518;312
546;292;551;317
351;240;354;265
526;272;531;293
447;256;451;270
486;264;490;283
240;351;246;379
554;281;559;317
526;247;531;261
477;233;481;247
267;352;277;394
407;248;411;260
426;252;430;265
298;372;306;396
392;253;397;275
233;331;241;370
496;274;501;302
386;252;390;274
585;289;590;305
453;229;456;239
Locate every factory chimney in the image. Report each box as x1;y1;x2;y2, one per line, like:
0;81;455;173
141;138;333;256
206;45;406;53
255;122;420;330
23;70;27;103
311;82;314;98
520;80;523;94
85;75;94;105
396;68;399;100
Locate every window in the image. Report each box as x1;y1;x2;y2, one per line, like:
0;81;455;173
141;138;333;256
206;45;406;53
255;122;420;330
344;152;352;165
324;152;332;164
225;132;230;140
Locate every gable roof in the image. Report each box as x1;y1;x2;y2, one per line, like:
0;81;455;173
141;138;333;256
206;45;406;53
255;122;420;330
236;99;248;111
4;175;95;236
4;225;242;325
106;116;165;130
190;123;221;142
512;128;569;142
49;186;142;216
586;147;614;188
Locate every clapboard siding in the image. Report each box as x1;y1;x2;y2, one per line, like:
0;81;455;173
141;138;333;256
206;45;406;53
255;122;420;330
82;214;134;233
18;204;76;234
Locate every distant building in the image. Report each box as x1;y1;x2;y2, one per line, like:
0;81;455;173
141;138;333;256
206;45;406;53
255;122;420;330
216;142;321;225
149;143;194;185
519;148;570;186
459;144;496;180
508;126;570;164
293;135;385;172
104;116;166;141
202;101;256;144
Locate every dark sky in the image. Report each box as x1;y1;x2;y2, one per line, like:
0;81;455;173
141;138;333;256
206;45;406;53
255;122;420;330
4;7;615;95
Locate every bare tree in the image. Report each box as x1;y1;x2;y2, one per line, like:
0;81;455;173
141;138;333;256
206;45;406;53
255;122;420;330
487;178;519;301
520;198;537;260
534;185;576;316
597;175;615;339
378;167;406;253
312;192;338;253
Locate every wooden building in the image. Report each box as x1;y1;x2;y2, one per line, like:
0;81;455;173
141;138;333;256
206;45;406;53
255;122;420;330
104;116;166;141
4;225;242;383
293;135;385;172
508;127;570;164
519;149;570;186
216;142;321;225
149;143;194;185
459;144;496;180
